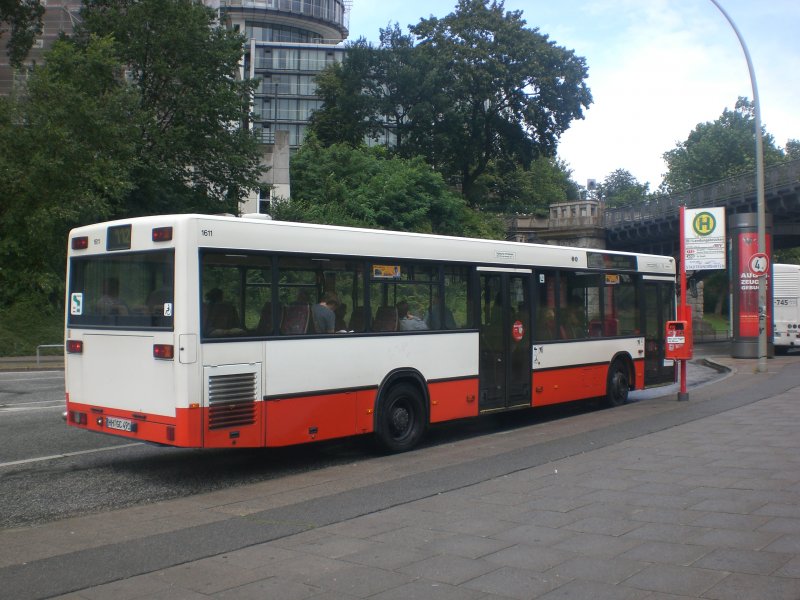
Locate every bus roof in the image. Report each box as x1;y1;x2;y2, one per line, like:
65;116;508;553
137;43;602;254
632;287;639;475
68;213;676;275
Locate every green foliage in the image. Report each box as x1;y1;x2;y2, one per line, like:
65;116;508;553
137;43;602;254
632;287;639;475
775;248;800;264
662;98;785;193
308;0;591;206
702;272;729;317
0;0;44;67
0;36;138;305
1;0;265;316
473;157;580;214
309;39;385;147
275;139;503;239
0;297;63;356
785;139;800;160
78;0;263;214
596;169;650;207
407;0;591;201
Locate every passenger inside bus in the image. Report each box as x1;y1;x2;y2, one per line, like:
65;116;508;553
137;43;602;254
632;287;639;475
311;292;339;334
397;300;428;331
97;277;129;316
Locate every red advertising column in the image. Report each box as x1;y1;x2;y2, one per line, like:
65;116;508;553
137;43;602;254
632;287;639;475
730;213;773;358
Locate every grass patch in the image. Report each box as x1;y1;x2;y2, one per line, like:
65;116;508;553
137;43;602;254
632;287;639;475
701;312;729;332
0;300;64;356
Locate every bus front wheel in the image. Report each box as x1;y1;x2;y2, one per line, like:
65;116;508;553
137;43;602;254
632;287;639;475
605;359;630;407
375;383;426;453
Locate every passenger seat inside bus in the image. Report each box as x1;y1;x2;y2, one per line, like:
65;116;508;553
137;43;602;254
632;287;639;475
203;289;240;334
281;304;310;335
256;302;274;335
349;308;366;332
373;306;398;332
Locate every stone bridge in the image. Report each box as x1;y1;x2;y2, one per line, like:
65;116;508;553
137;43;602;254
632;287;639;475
508;158;800;256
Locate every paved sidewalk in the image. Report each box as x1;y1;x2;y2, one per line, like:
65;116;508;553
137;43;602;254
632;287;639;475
3;352;800;599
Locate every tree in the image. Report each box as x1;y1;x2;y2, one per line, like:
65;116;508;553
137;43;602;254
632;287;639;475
309;0;592;205
0;36;139;305
1;0;267;310
309;38;384;147
596;169;649;207
473;157;579;214
273;138;503;239
77;0;263;215
662;97;785;193
409;0;591;202
0;0;44;67
785;139;800;160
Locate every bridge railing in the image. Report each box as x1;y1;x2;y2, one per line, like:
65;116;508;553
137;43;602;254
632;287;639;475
605;158;800;229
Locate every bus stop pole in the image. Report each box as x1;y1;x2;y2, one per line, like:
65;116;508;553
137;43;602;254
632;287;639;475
678;206;689;401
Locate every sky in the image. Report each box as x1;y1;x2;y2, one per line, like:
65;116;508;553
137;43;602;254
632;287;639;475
346;0;800;190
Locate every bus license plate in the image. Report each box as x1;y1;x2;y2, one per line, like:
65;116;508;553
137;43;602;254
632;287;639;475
106;416;133;432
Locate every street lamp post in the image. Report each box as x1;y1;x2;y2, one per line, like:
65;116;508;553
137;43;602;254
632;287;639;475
708;0;768;373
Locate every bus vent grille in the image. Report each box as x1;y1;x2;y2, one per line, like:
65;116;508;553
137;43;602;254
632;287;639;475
208;372;257;430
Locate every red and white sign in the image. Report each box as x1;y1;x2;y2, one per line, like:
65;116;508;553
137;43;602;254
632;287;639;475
512;320;525;342
749;253;769;276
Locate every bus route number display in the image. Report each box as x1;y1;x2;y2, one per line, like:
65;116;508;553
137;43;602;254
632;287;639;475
107;224;132;251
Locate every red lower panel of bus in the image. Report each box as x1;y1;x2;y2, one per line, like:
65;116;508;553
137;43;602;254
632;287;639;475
264;389;376;447
65;399;203;446
67;363;643;448
429;378;479;423
532;359;644;406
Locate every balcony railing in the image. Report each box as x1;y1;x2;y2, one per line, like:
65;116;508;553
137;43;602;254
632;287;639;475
220;0;349;31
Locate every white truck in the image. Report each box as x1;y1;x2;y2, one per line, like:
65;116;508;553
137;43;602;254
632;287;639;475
773;263;800;354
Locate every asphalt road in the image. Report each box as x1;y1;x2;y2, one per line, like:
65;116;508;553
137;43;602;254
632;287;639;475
0;362;723;530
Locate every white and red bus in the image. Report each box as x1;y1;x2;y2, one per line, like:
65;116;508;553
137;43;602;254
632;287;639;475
773;263;800;354
65;214;676;452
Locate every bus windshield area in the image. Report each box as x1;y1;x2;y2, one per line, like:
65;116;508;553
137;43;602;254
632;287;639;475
68;250;174;330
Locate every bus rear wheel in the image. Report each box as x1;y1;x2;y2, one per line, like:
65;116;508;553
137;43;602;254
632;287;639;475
605;358;630;407
375;383;426;453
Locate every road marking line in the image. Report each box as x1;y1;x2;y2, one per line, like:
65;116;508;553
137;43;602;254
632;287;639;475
0;376;64;382
1;399;65;407
0;405;66;413
0;443;142;468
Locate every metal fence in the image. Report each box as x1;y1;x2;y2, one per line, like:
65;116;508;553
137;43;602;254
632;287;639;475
36;344;64;366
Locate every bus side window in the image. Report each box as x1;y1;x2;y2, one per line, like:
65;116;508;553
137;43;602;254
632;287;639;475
436;266;469;329
534;270;558;341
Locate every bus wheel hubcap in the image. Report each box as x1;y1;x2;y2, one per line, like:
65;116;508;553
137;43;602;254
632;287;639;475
391;406;410;436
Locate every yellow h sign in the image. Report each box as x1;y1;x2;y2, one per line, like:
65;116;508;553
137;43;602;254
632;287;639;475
692;211;717;236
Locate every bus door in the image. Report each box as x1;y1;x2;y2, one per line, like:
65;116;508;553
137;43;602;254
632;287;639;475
478;270;532;412
643;277;676;385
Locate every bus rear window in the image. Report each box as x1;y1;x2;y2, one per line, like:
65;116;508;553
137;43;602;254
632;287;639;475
68;250;174;329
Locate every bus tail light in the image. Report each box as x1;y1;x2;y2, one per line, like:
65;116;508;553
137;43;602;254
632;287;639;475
66;339;83;354
71;236;89;250
153;344;174;360
152;227;173;242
